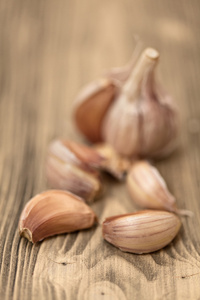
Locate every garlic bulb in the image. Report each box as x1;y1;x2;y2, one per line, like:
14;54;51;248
73;47;178;159
102;48;178;158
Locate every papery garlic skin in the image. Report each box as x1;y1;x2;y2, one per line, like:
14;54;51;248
73;78;117;142
19;190;97;243
46;140;103;203
48;139;104;170
94;143;131;180
102;210;181;254
46;140;131;202
102;94;141;157
127;160;177;212
102;48;178;158
46;155;102;203
139;88;179;158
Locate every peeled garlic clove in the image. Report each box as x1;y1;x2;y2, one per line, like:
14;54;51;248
73;78;117;142
94;143;131;180
19;190;97;243
102;48;178;158
46;140;103;203
127;160;177;212
102;210;181;254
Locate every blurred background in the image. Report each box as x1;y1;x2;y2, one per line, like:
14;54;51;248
0;1;200;299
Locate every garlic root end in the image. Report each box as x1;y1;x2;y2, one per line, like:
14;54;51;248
20;228;33;243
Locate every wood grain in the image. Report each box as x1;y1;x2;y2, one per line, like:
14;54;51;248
0;0;200;299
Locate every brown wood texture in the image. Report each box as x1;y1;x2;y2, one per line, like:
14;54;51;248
0;0;200;299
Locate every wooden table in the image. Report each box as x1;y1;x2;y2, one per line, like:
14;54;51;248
0;0;200;299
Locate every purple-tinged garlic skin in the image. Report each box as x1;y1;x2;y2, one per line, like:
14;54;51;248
46;155;102;203
19;190;97;243
48;139;104;171
127;160;177;212
46;139;103;203
102;210;181;254
46;140;131;203
127;160;192;217
102;48;179;159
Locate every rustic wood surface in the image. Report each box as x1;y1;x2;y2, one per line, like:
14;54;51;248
0;0;200;299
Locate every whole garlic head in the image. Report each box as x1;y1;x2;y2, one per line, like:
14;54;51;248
102;48;179;158
73;47;179;159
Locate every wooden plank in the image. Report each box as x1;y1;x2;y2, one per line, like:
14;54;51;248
0;0;200;299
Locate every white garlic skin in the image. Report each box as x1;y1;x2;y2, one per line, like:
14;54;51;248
102;48;179;159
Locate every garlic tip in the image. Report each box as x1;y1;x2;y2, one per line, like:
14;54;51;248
145;48;159;60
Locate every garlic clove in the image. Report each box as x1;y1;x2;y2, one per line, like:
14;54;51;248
94;143;132;180
46;147;102;203
73;78;117;142
127;161;193;217
127;160;177;211
138;90;179;158
102;48;178;158
102;210;181;254
48;139;104;171
19;190;97;243
47;140;130;197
